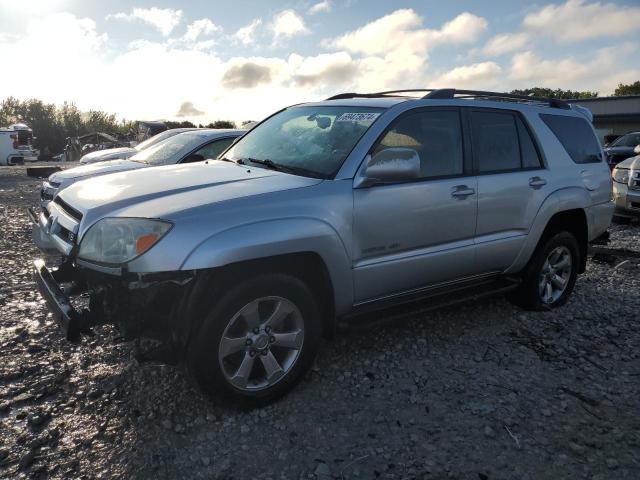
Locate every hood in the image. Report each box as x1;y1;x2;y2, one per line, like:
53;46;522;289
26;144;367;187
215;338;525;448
58;160;322;226
50;159;147;182
80;147;137;164
614;155;640;170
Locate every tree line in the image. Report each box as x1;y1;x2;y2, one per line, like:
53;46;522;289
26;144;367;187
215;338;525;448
0;97;237;156
2;82;639;155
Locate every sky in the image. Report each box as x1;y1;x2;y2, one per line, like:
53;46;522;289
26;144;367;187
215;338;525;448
0;0;639;124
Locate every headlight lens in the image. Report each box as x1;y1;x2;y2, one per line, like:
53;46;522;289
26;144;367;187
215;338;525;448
78;218;172;264
612;168;630;184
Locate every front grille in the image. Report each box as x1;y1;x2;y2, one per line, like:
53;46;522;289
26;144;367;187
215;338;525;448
53;197;83;222
41;189;54;201
631;171;640;191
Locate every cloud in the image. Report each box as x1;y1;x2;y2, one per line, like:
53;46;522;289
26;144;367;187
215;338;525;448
308;1;332;15
234;19;262;45
290;52;357;87
481;32;530;57
221;60;279;88
523;0;640;42
330;9;487;56
107;7;183;36
176;102;205;117
272;10;309;43
430;61;502;89
508;43;640;93
184;18;221;42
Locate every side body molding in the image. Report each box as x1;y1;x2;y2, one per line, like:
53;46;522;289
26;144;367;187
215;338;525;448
504;187;591;274
180;218;354;314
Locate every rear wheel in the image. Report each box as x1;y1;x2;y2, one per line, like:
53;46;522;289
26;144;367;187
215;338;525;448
509;231;580;310
188;273;322;407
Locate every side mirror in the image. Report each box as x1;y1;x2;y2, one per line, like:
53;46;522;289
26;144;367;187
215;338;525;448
634;144;640;155
182;153;205;164
357;147;421;187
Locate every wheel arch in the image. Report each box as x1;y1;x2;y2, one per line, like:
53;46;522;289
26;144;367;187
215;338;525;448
506;187;591;275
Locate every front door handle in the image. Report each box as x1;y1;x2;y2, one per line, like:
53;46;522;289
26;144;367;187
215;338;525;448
529;176;547;189
451;185;475;198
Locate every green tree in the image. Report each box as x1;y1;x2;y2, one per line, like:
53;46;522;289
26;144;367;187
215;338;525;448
205;120;236;129
510;87;598;99
614;81;640;96
165;120;197;129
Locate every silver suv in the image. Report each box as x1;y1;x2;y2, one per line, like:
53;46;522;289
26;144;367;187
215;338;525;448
33;89;613;406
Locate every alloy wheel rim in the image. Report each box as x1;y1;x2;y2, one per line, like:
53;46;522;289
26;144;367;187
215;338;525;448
218;296;304;391
538;246;572;304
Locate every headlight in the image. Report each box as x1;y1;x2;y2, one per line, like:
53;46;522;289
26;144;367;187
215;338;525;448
78;218;172;265
612;168;629;184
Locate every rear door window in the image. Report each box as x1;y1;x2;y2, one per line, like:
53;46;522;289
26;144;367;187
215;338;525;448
516;117;543;169
540;114;602;164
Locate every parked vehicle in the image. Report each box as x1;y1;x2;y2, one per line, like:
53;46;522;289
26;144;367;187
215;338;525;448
603;131;640;168
37;129;244;209
33;89;613;406
0;123;39;165
612;150;640;219
78;128;199;165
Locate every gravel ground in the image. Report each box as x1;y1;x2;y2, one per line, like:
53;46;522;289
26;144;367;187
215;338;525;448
1;165;639;480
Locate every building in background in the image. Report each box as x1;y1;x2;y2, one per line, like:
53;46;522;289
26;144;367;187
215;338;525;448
568;96;640;144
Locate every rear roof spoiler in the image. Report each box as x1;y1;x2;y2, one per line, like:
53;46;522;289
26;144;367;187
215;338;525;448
569;104;593;122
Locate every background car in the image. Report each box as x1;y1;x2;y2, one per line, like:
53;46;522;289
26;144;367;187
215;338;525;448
79;128;199;165
612;154;640;219
39;129;245;206
603;131;640;168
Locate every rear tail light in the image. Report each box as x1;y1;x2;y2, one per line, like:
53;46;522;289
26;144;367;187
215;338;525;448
9;134;18;149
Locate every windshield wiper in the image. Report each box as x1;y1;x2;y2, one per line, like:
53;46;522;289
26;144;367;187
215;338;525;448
236;157;297;174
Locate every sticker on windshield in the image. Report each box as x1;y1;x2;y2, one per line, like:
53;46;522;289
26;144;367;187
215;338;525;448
335;112;380;124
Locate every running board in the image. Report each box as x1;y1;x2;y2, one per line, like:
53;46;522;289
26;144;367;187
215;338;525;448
338;276;521;331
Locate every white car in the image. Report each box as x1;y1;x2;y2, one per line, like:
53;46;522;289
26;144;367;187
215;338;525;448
39;129;245;207
0;124;39;165
78;128;198;165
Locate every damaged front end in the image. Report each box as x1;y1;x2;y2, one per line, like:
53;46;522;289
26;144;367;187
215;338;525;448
33;257;197;355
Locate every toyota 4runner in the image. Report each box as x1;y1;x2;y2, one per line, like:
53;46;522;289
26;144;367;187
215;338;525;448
33;89;613;405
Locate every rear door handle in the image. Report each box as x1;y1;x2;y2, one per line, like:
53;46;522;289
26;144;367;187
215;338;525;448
451;185;475;198
529;176;547;189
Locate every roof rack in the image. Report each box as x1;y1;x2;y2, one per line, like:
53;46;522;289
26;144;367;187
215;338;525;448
325;88;570;110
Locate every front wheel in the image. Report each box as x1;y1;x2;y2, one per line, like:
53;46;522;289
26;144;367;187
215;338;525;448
188;273;322;407
509;231;580;310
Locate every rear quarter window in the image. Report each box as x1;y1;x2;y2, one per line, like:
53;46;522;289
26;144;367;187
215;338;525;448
539;114;602;164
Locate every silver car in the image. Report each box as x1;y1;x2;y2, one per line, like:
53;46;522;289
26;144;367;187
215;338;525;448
38;129;244;206
78;128;198;165
33;89;613;406
612;152;640;218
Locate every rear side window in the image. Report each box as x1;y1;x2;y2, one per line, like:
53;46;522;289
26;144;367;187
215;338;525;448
540;114;602;164
470;111;521;172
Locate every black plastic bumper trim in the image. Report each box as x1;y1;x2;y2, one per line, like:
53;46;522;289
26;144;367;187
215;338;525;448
33;259;81;342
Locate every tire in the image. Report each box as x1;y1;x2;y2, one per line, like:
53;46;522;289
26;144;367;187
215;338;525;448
188;273;322;407
509;231;580;311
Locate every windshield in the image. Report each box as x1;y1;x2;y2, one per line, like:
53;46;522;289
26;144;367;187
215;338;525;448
224;106;385;178
611;133;640;147
134;128;195;151
130;132;208;165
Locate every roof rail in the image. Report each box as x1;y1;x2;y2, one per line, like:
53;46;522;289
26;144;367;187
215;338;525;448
325;88;571;110
423;89;571;110
325;89;437;101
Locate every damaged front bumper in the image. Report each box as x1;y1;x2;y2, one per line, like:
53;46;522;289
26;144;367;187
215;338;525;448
33;258;197;347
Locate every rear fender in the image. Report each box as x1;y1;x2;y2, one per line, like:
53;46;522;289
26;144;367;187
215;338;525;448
505;187;590;274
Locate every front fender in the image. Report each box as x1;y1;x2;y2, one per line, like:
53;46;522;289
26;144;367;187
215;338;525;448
505;187;590;274
180;218;354;314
